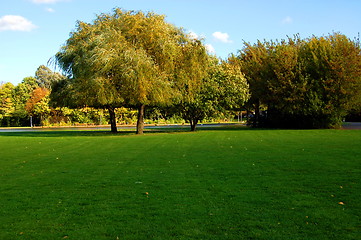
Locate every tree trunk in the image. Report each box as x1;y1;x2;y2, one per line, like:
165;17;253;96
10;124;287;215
254;100;260;127
107;106;118;133
190;119;198;131
136;104;145;135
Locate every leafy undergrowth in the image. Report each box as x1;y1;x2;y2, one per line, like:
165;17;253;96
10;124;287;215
0;128;360;239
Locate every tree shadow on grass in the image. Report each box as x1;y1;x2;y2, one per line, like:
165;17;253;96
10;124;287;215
0;130;135;138
0;129;189;138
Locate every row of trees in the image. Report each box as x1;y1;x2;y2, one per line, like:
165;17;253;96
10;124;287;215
0;66;62;127
51;9;249;133
1;65;141;127
0;70;182;128
2;9;361;132
0;61;247;131
231;33;361;128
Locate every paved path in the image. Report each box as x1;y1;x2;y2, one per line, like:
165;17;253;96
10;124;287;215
342;122;361;130
1;122;360;132
0;123;241;132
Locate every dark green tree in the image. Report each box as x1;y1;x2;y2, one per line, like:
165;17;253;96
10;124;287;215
237;33;361;128
297;33;361;128
176;57;249;131
12;77;39;126
234;40;273;126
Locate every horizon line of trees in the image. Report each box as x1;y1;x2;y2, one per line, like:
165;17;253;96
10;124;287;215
232;33;361;128
50;9;249;133
1;9;361;132
0;63;247;130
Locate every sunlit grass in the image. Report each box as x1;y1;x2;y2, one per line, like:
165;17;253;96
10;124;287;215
0;128;360;239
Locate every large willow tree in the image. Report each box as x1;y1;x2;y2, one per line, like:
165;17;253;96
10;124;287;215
53;9;195;133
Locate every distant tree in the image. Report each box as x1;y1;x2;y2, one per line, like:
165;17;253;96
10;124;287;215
0;82;15;126
215;61;250;114
234;40;273;126
173;39;211;131
176;58;249;131
53;9;193;134
237;33;361;128
297;33;361;128
35;65;65;89
12;77;39;125
262;37;309;127
25;87;50;125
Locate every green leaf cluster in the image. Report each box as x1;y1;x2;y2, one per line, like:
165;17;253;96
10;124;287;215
0;82;15;120
54;9;188;108
175;57;250;130
237;33;361;128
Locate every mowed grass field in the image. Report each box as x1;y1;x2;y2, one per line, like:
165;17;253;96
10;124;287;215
0;127;360;239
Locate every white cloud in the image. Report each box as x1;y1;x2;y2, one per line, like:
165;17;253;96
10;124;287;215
0;15;38;32
188;31;199;40
212;31;232;43
46;7;55;12
205;44;216;54
282;16;293;24
31;0;67;3
188;31;206;41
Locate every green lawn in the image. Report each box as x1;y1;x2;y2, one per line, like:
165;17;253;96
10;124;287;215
0;127;360;239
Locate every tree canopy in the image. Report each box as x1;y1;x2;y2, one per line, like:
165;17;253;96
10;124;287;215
236;33;361;128
2;8;360;130
53;9;197;133
0;82;15;123
35;65;65;89
174;57;249;131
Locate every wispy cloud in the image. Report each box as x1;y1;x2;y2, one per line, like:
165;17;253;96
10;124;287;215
0;15;38;32
45;7;55;12
212;31;232;43
282;16;293;25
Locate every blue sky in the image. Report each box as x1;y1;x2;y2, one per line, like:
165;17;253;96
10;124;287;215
1;0;360;85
